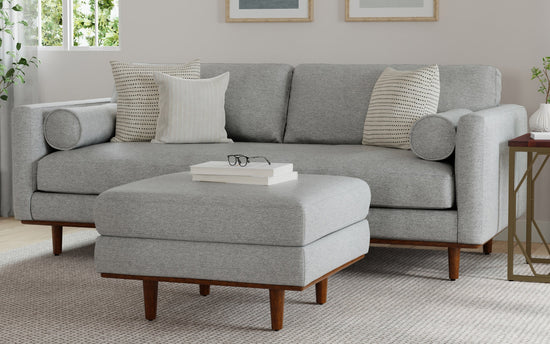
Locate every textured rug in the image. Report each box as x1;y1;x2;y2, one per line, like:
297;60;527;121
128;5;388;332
2;231;550;344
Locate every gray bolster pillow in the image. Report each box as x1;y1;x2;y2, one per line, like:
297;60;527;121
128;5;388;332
410;109;472;161
44;103;117;150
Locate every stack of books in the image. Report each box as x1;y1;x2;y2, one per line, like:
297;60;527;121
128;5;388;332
190;161;298;185
531;132;550;140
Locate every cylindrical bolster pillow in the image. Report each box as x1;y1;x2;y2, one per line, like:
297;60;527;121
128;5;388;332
44;103;117;150
410;109;471;161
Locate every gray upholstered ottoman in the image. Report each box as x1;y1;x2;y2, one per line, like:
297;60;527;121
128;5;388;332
94;172;370;330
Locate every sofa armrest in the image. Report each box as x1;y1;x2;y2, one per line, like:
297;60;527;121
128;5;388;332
12;98;112;220
455;104;528;244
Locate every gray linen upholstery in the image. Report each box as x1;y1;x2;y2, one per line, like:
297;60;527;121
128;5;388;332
37;142;454;209
284;64;501;144
456;105;527;244
11;98;112;220
31;192;96;223
94;172;370;246
27;190;453;244
26;191;457;244
410;109;471;161
368;208;457;243
201;63;293;143
43;104;117;150
13;63;526;250
94;220;370;287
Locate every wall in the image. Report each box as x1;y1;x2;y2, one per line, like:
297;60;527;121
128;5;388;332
36;0;550;220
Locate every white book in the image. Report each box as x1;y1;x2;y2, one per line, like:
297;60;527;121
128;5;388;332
190;161;293;177
530;132;550;140
192;171;298;185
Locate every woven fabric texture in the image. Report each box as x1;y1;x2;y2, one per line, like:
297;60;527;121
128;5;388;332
43;104;117;150
362;65;440;149
409;108;471;161
152;72;232;143
110;59;200;142
36;142;454;210
94;172;371;247
4;232;550;343
95;221;370;287
201;63;293;143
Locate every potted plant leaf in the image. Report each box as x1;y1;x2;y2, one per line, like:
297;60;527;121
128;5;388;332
0;0;39;104
530;57;550;131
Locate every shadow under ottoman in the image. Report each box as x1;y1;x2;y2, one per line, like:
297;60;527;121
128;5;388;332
94;172;371;330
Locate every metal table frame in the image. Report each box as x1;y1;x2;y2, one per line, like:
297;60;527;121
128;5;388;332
508;144;550;282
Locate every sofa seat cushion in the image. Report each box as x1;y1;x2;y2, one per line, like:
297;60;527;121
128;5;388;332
36;142;455;209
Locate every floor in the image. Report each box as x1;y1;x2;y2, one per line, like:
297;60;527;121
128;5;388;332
0;217;95;253
2;216;549;255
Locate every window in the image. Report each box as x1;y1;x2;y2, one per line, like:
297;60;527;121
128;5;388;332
39;0;118;49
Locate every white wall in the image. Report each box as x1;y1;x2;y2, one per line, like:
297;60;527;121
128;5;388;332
36;0;550;219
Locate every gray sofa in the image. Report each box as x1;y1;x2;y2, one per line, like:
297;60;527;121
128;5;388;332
12;63;527;280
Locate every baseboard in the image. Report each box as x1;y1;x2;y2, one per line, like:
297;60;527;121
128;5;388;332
495;219;550;243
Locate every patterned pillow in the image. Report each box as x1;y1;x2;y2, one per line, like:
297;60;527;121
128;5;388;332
110;59;201;142
362;65;440;149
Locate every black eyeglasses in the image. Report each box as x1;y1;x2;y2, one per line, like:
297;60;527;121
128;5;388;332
227;154;271;167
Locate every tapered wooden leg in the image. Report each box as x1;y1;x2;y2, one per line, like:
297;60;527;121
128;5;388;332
52;225;63;256
448;247;460;281
143;280;158;321
199;284;210;296
315;279;327;305
269;289;285;331
483;240;493;255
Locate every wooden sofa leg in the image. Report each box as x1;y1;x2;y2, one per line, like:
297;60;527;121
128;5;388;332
199;284;210;296
483;240;493;255
315;279;327;305
448;247;460;281
52;225;63;256
143;280;159;321
269;289;285;331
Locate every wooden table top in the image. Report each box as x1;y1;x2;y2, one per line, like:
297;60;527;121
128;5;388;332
509;133;550;147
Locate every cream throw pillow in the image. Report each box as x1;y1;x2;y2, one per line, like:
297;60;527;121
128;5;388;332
362;65;440;149
110;59;201;142
152;72;232;144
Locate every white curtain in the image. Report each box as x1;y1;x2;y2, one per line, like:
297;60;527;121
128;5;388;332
0;0;39;216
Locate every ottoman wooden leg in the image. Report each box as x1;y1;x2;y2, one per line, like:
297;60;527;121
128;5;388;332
315;279;327;305
269;289;285;331
143;280;158;321
199;284;210;296
52;225;63;256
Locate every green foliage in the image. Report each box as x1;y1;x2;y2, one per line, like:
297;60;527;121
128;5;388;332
531;57;550;104
40;0;62;46
40;0;118;47
0;0;39;104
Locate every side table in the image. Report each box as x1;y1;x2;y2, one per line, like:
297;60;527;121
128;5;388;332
508;133;550;282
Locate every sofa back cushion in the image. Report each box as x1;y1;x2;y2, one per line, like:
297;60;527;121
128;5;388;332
201;63;293;143
284;64;502;144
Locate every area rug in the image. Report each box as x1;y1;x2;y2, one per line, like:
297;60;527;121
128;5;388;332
1;231;549;344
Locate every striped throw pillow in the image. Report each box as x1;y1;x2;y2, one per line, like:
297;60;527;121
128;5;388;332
110;59;201;142
362;65;440;149
152;72;232;144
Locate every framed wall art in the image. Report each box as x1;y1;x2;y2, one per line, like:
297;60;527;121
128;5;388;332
226;0;313;22
346;0;438;22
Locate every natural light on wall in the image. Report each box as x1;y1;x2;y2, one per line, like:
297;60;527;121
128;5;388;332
39;0;118;49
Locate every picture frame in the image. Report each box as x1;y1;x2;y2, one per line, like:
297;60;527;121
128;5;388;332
345;0;438;22
226;0;313;23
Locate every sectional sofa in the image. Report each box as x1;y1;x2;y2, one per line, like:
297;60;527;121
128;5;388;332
12;63;527;280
